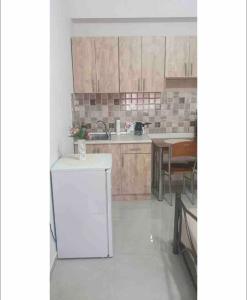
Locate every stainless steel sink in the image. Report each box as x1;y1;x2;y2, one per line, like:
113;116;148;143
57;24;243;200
87;133;111;140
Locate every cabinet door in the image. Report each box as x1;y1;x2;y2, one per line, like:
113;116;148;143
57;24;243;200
94;37;119;93
71;37;97;93
86;144;121;195
108;145;122;195
188;36;197;77
142;37;165;92
119;37;142;92
165;37;190;78
121;143;151;154
86;144;111;154
121;153;151;195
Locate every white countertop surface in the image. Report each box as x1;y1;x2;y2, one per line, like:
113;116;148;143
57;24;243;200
51;154;112;171
74;133;152;145
148;132;194;139
160;138;192;144
73;132;194;145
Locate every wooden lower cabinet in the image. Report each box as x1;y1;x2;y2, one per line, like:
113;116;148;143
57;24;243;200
84;142;152;199
121;153;151;195
86;144;121;195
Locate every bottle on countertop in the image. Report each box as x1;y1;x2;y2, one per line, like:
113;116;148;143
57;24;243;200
115;119;121;135
78;139;86;160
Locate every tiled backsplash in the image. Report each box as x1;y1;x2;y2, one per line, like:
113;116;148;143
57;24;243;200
71;89;197;134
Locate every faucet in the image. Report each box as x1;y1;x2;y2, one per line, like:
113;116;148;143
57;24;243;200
96;120;110;138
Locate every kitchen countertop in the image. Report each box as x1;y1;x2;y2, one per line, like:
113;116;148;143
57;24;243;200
74;134;152;145
51;154;112;171
148;132;194;139
73;132;194;145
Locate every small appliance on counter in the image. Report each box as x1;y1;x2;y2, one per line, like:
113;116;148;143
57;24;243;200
134;122;152;135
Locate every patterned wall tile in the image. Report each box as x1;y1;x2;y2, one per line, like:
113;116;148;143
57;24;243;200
71;90;197;134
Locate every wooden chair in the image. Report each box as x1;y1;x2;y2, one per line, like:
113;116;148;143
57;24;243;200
162;141;197;206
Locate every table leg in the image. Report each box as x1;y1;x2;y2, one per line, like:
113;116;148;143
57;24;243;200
158;148;163;200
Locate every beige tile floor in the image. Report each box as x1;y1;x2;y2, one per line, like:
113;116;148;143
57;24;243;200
51;194;197;300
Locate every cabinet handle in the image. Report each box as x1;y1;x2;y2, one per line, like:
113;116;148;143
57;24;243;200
138;79;140;92
97;80;99;92
122;156;124;167
191;63;193;76
184;63;187;77
143;79;145;91
130;148;141;152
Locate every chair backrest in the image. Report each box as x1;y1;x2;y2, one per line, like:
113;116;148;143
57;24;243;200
171;141;197;158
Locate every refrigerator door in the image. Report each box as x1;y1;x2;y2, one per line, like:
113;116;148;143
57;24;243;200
52;169;109;258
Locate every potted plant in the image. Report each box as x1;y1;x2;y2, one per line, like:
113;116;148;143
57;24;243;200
69;124;88;140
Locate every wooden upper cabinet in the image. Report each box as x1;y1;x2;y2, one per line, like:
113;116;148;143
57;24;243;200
94;37;119;93
141;37;165;92
72;35;196;93
119;37;142;92
165;36;190;78
71;37;97;93
188;36;197;77
165;36;197;78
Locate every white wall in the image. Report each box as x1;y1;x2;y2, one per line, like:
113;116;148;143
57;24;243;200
71;21;197;37
69;0;197;37
68;0;197;19
50;0;73;270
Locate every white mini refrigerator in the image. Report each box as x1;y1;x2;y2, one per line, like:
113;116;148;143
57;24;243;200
51;154;113;259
